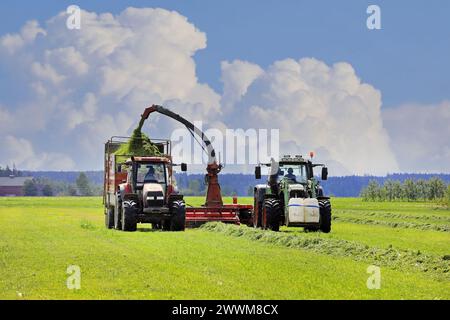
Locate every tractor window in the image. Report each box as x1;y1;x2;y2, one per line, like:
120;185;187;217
278;164;308;183
136;163;167;185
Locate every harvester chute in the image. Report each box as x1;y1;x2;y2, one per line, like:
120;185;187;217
138;104;252;227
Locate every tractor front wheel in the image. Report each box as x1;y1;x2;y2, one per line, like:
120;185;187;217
319;199;332;233
122;201;137;232
170;200;186;231
263;198;281;231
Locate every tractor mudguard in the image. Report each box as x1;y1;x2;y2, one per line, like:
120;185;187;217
123;193;139;203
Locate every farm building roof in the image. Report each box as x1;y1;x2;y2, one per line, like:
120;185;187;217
0;177;33;187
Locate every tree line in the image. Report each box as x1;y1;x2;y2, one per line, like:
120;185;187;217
23;173;102;196
360;177;449;202
0;165;23;177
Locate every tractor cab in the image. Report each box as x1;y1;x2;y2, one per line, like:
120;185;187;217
120;156;173;212
276;155;328;198
253;155;331;232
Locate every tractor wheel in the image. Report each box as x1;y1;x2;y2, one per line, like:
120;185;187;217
162;219;171;231
170;200;186;231
304;226;319;232
105;207;114;229
114;205;122;230
319;199;332;233
122;201;137;232
152;223;161;230
263;198;281;231
238;209;252;226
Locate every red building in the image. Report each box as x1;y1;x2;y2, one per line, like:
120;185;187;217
0;177;33;196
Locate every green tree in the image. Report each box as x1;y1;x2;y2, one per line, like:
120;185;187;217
416;179;429;200
383;179;395;201
68;185;78;196
427;177;446;200
392;180;403;200
42;184;53;197
402;179;418;201
360;180;380;201
446;185;450;207
76;173;92;196
23;179;38;196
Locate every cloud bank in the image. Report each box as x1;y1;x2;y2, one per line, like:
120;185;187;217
383;101;450;173
0;7;448;174
221;58;399;175
0;8;220;170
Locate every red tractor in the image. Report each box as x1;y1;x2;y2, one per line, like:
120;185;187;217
103;104;253;231
104;138;187;231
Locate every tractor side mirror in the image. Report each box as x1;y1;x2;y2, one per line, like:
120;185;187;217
117;164;122;173
181;163;187;172
321;167;328;180
255;166;261;179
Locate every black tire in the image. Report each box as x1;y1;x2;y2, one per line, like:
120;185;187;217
170;200;186;231
105;207;114;229
122;201;137;232
238;209;252;226
162;219;171;231
304;226;320;232
319;199;332;233
152;223;161;230
264;198;281;231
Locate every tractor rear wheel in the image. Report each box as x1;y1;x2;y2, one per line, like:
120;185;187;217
170;200;186;231
105;208;114;229
263;198;281;231
319;199;332;233
122;201;137;232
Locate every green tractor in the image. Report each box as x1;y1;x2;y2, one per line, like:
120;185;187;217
253;155;331;232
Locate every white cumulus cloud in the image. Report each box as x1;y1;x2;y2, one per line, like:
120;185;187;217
0;7;447;175
222;58;399;175
0;135;75;170
0;7;220;170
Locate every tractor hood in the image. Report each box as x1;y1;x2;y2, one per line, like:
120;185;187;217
143;183;165;208
288;184;305;192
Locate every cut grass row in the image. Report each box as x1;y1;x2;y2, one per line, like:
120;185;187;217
291;222;450;257
332;216;449;232
201;223;450;281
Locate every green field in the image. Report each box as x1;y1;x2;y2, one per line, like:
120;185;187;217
0;197;449;300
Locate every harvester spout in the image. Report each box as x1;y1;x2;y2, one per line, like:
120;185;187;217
139;104;223;207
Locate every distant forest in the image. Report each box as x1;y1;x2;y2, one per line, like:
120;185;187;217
20;170;450;197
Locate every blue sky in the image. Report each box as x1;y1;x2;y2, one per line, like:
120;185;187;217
0;1;449;173
1;0;449;108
